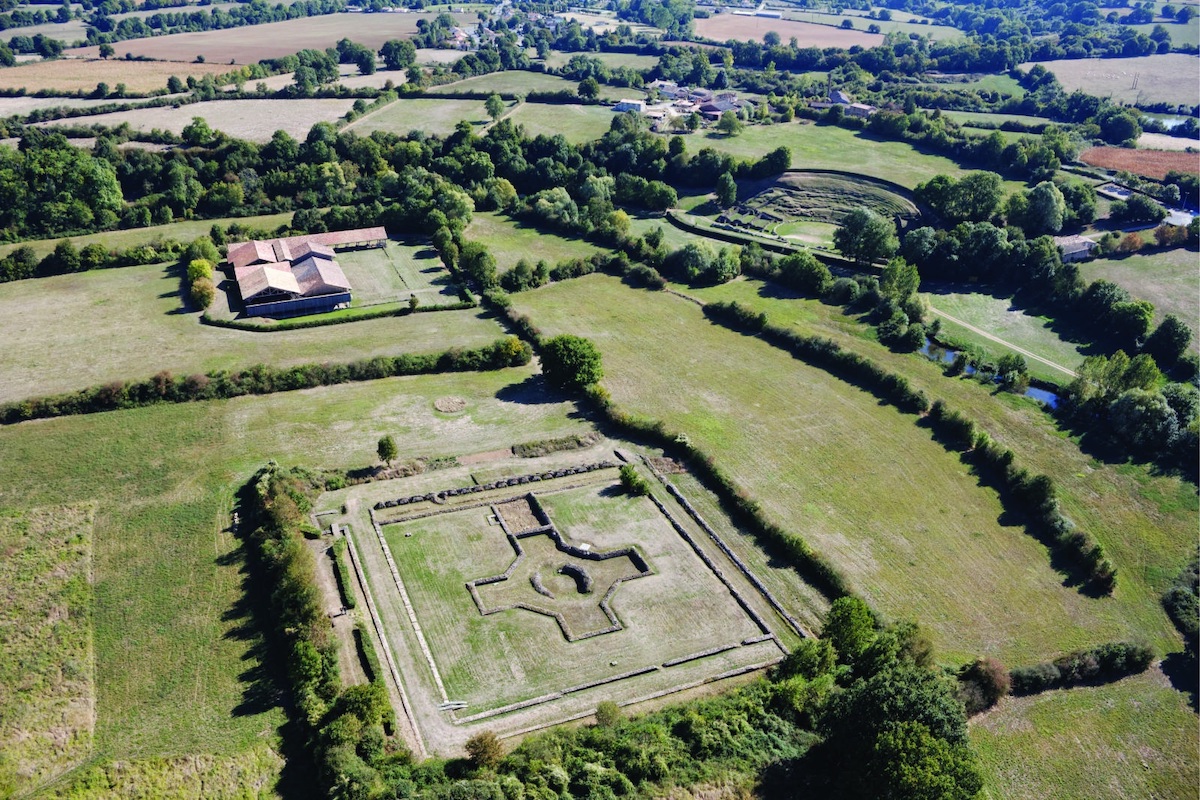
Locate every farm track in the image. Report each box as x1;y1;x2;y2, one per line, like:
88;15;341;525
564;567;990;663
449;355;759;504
929;307;1079;378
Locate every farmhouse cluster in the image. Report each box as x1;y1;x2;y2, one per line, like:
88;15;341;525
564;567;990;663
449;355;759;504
613;80;755;127
227;226;386;317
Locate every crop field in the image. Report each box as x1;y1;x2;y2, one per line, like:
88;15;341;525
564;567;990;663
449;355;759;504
0;95;142;118
1138;131;1200;151
0;210;294;261
0;363;588;792
971;669;1199;800
923;291;1089;384
431;70;626;101
466;211;602;270
1;17;88;43
0;57;231;94
40;98;359;142
0;260;503;403
668;277;1196;654
69;11;446;62
558;11;660;36
1080;145;1200;180
511;274;1188;666
1082;248;1200;344
0;505;94;796
506;101;616;144
346;97;492;138
674;121;1026;190
693;14;884;47
1020;54;1200;107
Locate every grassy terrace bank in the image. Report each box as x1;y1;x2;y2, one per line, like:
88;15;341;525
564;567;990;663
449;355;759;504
512;274;1195;665
0;365;591;794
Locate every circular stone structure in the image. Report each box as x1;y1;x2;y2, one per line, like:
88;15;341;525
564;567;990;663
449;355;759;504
434;396;467;413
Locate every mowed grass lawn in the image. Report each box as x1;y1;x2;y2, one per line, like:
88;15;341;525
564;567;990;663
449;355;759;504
676;122;1027;190
508;102;617;144
676;277;1196;657
924;290;1090;384
971;669;1198;800
466;211;601;271
512;274;1182;666
430;70;625;101
0;365;590;791
339;240;460;307
0;261;504;403
1082;248;1200;349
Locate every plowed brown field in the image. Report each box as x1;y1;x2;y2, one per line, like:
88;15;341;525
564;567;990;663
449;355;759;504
1080;146;1200;180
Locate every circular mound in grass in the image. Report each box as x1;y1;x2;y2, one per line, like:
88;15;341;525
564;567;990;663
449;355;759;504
434;396;467;413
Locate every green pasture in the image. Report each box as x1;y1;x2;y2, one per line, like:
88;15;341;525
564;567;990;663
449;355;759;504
674;121;1027;190
541;50;659;70
338;240;460;307
939;110;1051;128
382;483;765;710
0;364;588;793
0;260;503;403
466;211;602;271
1082;248;1200;349
512;274;1189;666
507;101;617;144
430;70;626;101
924;73;1027;98
971;670;1199;800
676;277;1195;655
923;290;1089;384
0;211;294;261
346;97;492;138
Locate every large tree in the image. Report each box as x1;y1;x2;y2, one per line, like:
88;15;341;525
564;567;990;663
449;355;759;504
540;335;603;391
834;208;899;265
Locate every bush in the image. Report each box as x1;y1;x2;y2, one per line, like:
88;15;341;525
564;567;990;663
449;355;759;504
957;658;1010;714
190;276;215;309
618;464;650;496
187;257;214;282
1010;642;1153;695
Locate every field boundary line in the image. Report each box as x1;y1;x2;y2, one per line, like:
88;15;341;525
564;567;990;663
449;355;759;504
342;92;402;133
369;507;449;703
343;526;428;760
929;307;1079;378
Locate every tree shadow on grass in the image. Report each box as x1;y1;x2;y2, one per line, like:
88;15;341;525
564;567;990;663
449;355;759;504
1160;651;1199;712
495;373;563;405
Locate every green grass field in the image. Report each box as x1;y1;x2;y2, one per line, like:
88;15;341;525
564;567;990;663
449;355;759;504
0;211;295;261
430;70;625;102
338;240;460;307
512;274;1189;666
466;211;602;271
675;121;1026;190
0;505;94;797
939;110;1051;128
381;483;766;710
1082;248;1200;349
346;97;493;138
923;291;1090;384
971;669;1199;800
541;50;659;70
1019;53;1200;107
507;101;617;144
0;364;589;792
0;260;504;403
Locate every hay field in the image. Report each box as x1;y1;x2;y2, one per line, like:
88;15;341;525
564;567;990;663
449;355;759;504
381;482;766;711
971;668;1198;800
513;274;1190;666
507;101;615;144
782;8;963;40
431;70;626;101
542;50;659;70
1138;131;1200;151
1083;248;1200;344
1080;145;1200;180
0;260;503;403
345;97;489;138
467;211;602;271
1020;54;1200;107
693;14;883;47
0;57;229;94
69;11;444;63
0;95;137;117
40;98;358;142
0;364;587;792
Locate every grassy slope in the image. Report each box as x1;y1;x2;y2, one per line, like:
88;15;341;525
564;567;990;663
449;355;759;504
678;278;1195;653
512;274;1191;665
924;291;1090;384
0;261;504;403
0;365;588;792
347;97;492;138
1081;248;1200;347
971;669;1198;800
507;102;617;144
673;121;1027;190
430;70;626;101
466;211;602;271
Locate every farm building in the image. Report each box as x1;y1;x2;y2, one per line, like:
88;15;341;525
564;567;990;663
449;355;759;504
1053;234;1099;263
613;98;646;112
228;226;386;317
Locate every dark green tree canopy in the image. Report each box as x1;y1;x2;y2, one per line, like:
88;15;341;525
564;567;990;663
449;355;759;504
540;334;603;390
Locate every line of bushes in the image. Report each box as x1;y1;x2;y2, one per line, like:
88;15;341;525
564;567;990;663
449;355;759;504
330;538;356;611
1009;642;1154;695
703;300;931;415
926;400;1117;593
200;298;475;332
0;336;531;425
